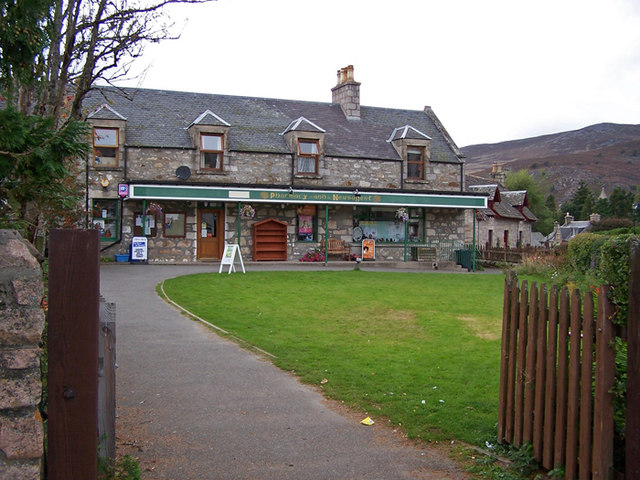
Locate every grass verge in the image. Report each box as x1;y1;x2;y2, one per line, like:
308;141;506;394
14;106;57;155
161;270;506;448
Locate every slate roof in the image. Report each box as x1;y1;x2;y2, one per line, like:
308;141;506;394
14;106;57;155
467;184;526;221
82;86;463;163
188;109;230;127
87;103;127;120
544;221;591;244
492;201;524;220
281;116;326;134
520;206;538;222
501;190;526;206
387;125;431;142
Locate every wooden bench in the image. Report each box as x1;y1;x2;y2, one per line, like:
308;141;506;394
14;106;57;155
321;238;349;258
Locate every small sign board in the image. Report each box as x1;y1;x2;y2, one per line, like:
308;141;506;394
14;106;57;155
131;236;148;262
118;183;129;198
218;244;245;274
362;239;375;260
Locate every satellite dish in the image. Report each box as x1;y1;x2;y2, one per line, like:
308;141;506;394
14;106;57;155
176;166;191;180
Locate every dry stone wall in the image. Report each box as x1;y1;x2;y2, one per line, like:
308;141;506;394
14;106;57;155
0;230;44;480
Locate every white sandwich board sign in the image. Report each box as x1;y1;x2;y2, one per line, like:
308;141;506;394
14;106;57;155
218;244;245;274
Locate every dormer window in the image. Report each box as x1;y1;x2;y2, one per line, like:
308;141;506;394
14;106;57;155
200;133;223;170
387;126;431;183
407;146;424;180
297;139;319;175
281;117;325;178
93;127;118;167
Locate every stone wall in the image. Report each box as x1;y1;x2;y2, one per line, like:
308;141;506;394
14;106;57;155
87;144;467;262
120;148;462;192
0;230;44;480
475;216;523;248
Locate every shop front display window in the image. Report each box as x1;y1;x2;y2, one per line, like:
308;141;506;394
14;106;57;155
134;212;157;236
164;212;186;238
354;206;424;243
92;199;119;241
296;204;317;241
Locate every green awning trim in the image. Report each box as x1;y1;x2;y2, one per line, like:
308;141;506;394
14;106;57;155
128;184;487;209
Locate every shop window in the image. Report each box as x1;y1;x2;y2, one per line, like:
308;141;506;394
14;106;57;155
200;133;223;170
407;146;424;180
93;128;118;167
92;199;119;241
408;208;423;242
164;212;186;238
297;139;319;174
353;206;424;243
296;205;317;241
134;212;158;236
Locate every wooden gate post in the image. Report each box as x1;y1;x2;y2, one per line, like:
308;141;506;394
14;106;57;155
48;229;100;480
627;240;640;478
98;298;116;460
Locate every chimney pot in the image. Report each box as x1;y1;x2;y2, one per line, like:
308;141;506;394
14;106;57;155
332;65;361;119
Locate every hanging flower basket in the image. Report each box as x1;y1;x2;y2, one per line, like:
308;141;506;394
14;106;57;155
395;207;409;222
240;204;255;218
145;202;163;216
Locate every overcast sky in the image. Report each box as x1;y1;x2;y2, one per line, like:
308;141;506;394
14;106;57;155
117;0;640;147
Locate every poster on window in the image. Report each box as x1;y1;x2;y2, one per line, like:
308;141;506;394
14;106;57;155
299;215;312;234
362;239;375;260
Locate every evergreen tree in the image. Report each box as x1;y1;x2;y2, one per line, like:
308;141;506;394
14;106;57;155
1;0;213;244
609;187;634;218
563;180;595;220
580;194;595;220
545;193;557;213
594;197;612;218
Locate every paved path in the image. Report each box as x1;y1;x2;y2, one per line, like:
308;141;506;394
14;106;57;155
101;264;470;479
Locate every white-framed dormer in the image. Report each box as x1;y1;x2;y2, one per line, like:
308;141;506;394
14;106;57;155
187;110;230;174
387;125;432;183
87;104;127;170
281;117;326;177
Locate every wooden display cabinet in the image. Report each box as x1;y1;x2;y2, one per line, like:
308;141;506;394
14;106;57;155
253;218;288;261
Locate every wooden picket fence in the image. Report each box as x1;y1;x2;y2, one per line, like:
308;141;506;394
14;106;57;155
497;270;629;479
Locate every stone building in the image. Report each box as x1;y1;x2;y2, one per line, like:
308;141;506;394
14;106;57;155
84;66;486;263
465;184;537;248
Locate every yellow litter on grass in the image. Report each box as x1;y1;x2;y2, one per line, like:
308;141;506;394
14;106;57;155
360;417;374;426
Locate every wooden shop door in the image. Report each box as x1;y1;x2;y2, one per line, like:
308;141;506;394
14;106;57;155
197;209;224;259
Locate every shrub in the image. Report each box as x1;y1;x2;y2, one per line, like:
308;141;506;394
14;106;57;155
596;235;635;326
589;218;633;232
566;233;608;273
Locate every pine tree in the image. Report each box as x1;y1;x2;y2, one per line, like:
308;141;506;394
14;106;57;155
563;180;595;220
609;187;634;219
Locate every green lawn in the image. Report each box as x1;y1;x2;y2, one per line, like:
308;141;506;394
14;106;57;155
160;270;506;447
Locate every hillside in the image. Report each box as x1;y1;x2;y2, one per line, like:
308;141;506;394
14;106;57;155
462;123;640;205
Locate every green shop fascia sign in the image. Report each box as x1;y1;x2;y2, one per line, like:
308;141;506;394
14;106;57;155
128;184;487;209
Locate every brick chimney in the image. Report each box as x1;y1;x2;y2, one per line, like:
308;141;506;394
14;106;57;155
331;65;361;120
564;212;574;225
490;162;506;187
